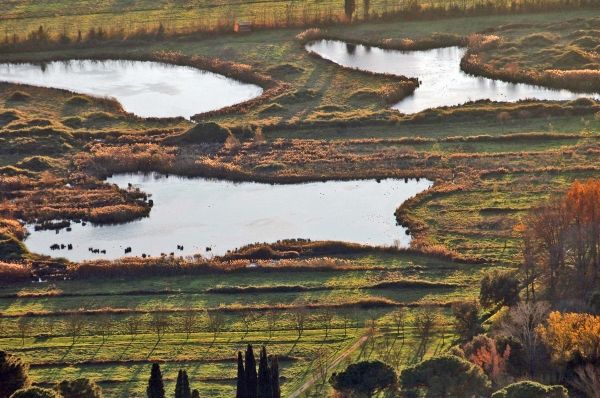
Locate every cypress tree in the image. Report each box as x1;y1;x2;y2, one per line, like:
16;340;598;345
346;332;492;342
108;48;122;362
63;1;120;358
257;346;272;398
147;363;165;398
175;370;183;398
236;351;247;398
245;344;258;398
181;370;191;398
270;356;280;398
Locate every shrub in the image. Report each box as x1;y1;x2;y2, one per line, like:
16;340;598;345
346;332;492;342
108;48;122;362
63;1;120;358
7;92;31;102
400;355;490;398
57;378;103;398
163;122;232;144
491;381;568;398
330;360;397;397
65;95;92;107
9;388;60;398
480;270;520;308
0;351;30;398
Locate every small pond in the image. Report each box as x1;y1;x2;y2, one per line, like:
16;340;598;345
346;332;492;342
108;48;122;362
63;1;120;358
24;173;432;261
0;60;263;118
306;40;598;113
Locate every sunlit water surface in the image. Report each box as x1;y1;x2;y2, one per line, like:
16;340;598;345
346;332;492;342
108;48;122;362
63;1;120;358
306;40;598;113
24;173;432;261
0;60;263;118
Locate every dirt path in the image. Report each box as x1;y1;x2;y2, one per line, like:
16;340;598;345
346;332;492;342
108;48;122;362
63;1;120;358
287;335;369;398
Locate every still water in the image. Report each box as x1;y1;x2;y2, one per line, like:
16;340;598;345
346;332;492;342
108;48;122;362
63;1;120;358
0;60;263;118
24;173;432;261
306;40;597;113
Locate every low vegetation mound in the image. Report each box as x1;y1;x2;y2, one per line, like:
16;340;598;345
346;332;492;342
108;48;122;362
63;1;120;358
15;156;61;172
163;122;232;144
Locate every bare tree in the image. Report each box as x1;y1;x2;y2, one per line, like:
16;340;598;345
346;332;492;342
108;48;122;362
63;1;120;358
313;347;331;388
181;308;197;340
241;311;258;340
207;310;225;341
265;311;278;339
95;314;114;344
66;313;85;345
17;317;31;346
291;307;308;339
149;311;170;342
340;311;352;337
391;309;406;342
413;309;437;360
500;301;550;376
125;316;141;340
320;309;334;339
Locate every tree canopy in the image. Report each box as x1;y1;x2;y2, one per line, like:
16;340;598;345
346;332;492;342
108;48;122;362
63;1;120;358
400;355;490;398
9;387;60;398
56;379;102;398
329;360;397;398
491;381;568;398
0;351;30;398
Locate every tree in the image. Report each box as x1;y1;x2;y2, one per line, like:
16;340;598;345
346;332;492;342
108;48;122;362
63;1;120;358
8;388;59;398
462;335;510;387
56;379;103;398
174;370;191;398
320;310;334;339
17;317;31;346
65;313;85;345
363;0;371;19
291;308;307;339
241;311;258;340
270;356;280;398
330;360;396;398
95;315;114;344
452;301;483;342
149;312;169;342
344;0;356;20
206;310;225;341
480;271;520;309
491;381;568;398
400;355;490;398
125;316;141;339
146;363;165;398
571;363;600;398
257;346;272;398
191;391;199;398
413;309;437;359
181;308;197;340
245;345;258;398
236;351;247;398
0;351;30;398
391;309;406;342
265;311;277;339
500;301;549;376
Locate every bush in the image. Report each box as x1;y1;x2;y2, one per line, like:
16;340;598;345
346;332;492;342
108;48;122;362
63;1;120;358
7;92;31;102
0;351;30;398
480;270;519;308
163;122;232;144
57;378;103;398
491;381;568;398
65;95;92;107
9;388;60;398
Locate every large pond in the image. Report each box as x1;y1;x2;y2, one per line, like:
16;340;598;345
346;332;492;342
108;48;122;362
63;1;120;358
0;60;263;118
24;173;432;261
306;40;598;113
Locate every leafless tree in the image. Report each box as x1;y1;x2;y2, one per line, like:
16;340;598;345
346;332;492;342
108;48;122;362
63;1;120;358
340;311;352;337
292;307;308;339
17;317;31;346
265;311;278;339
320;309;334;339
313;347;331;387
66;313;85;345
149;311;170;342
241;311;258;340
125;316;141;339
207;310;225;341
413;309;437;360
391;309;406;342
95;314;114;343
500;301;550;376
181;308;197;340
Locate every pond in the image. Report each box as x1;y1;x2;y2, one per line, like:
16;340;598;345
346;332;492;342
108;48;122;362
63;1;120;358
0;60;263;118
305;40;598;113
24;173;432;261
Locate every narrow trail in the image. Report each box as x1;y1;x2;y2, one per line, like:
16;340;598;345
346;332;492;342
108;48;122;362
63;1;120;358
287;335;369;398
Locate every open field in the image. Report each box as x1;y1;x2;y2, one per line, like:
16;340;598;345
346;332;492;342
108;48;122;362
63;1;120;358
0;252;492;396
0;5;599;398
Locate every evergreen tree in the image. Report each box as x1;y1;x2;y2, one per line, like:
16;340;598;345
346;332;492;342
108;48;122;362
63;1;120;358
191;390;199;398
270;356;281;398
0;351;30;398
147;363;165;398
245;345;258;398
236;351;247;398
175;370;191;398
257;346;272;398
